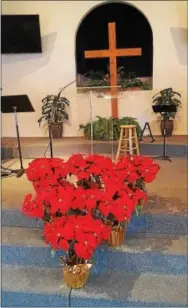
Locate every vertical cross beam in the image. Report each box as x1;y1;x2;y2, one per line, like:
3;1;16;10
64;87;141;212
108;23;118;118
84;22;142;118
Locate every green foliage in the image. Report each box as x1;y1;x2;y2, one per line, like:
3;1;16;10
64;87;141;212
79;68;152;91
118;71;142;88
38;90;70;126
140;82;152;90
135;204;142;216
79;116;142;141
152;87;181;120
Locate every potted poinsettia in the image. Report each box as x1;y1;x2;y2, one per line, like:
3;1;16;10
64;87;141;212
21;153;160;289
43;215;110;288
22;157;71;222
115;155;160;216
65;154;149;246
22;154;159;250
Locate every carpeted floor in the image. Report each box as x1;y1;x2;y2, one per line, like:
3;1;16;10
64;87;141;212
1;158;188;307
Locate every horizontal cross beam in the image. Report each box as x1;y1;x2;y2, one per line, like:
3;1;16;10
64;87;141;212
85;48;142;58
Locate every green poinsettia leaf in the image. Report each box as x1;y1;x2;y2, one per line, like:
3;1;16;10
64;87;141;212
135;204;142;216
51;249;56;258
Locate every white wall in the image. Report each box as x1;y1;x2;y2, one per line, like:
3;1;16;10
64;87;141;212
2;1;187;137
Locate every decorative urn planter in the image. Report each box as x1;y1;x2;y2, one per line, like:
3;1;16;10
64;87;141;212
160;119;174;136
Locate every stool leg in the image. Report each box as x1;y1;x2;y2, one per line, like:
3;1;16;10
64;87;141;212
125;129;129;155
116;128;123;162
128;128;133;155
134;127;140;155
123;128;128;156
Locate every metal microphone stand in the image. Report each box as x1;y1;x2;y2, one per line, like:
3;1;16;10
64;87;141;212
46;70;92;157
48;123;53;158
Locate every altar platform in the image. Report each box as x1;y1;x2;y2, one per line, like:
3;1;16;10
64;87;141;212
2;135;188;160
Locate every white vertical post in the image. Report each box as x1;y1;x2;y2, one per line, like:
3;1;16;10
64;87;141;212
89;90;93;155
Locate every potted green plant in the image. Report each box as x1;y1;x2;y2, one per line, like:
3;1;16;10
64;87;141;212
119;72;143;91
38;90;70;138
152;88;181;136
140;81;152;90
79;116;142;141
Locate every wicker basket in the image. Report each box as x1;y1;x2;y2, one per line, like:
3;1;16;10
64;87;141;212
63;264;89;289
108;226;125;247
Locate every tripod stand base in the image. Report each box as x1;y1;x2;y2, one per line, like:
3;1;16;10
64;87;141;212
1;167;25;178
139;138;155;143
153;155;172;162
16;169;25;178
139;122;155;143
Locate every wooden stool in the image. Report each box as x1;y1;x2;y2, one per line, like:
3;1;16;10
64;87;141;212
116;125;140;161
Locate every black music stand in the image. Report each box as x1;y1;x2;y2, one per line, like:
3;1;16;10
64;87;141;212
152;104;177;162
1;95;35;177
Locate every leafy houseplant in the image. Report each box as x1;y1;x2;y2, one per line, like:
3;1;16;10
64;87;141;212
80;116;142;141
38;90;70;139
152;88;181;136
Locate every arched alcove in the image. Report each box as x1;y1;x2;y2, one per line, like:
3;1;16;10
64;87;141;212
76;1;153;91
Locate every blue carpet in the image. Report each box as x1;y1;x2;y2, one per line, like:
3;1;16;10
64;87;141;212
2;245;187;275
2;291;187;307
2;210;188;306
2;209;188;235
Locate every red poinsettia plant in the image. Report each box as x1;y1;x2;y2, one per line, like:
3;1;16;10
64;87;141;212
114;155;160;215
25;157;69;194
44;215;111;265
22;154;159;264
22;154;160;224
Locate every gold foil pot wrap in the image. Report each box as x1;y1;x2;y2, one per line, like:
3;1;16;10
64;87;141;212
63;264;90;289
108;226;125;247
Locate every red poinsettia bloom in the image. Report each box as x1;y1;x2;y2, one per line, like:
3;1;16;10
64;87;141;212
74;242;93;260
22;194;33;214
99;201;113;217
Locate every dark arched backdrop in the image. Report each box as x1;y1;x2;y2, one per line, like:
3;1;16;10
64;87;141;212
76;2;153;79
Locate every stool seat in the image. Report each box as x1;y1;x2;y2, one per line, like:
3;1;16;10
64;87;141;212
120;125;137;128
116;125;140;161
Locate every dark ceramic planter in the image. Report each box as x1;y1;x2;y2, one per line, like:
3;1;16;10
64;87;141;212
51;123;63;139
160;120;174;136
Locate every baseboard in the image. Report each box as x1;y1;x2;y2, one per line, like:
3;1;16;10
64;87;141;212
2;132;188;138
1;147;15;160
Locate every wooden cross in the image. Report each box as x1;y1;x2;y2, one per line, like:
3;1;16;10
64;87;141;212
85;22;142;118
